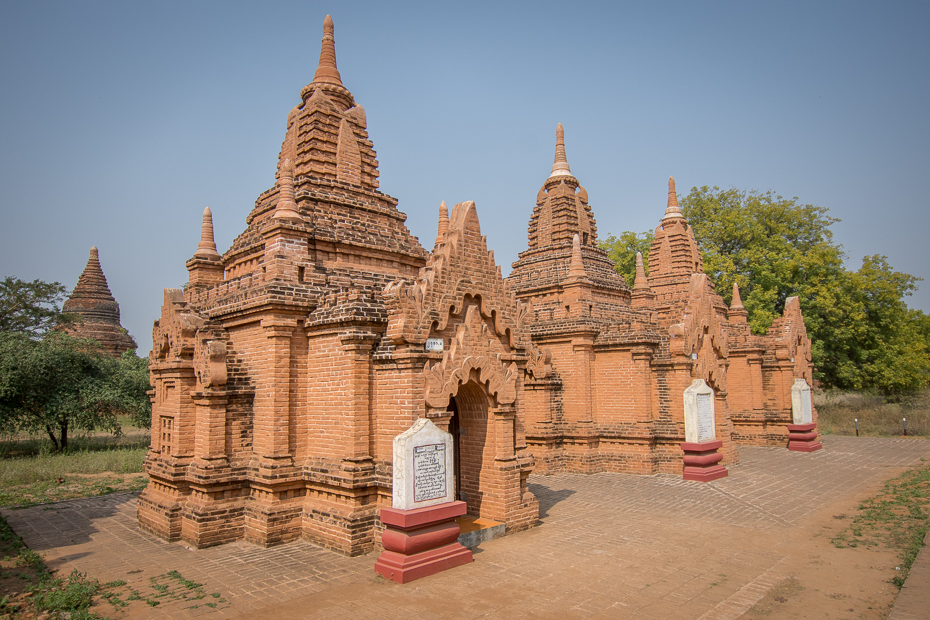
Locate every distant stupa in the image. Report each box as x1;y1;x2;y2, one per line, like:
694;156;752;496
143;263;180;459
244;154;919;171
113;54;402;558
63;246;136;357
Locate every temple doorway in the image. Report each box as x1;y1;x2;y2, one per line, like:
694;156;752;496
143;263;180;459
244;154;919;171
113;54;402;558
446;380;489;517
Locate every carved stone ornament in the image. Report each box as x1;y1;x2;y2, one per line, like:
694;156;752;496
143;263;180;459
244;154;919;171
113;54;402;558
195;337;228;389
423;305;518;408
383;201;532;351
150;289;205;363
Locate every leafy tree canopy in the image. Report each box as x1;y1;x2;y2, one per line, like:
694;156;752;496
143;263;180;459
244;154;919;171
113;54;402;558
0;331;151;450
600;186;929;394
0;277;75;337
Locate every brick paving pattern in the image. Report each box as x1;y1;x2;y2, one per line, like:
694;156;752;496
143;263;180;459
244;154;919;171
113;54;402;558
4;435;930;619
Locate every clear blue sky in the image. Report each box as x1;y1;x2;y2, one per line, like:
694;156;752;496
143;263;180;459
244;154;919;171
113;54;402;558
2;1;928;354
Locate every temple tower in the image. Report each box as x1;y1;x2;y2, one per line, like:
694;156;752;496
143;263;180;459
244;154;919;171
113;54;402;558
63;246;136;356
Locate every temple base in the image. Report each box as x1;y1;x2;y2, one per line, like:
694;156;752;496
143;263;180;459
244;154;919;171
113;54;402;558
375;501;473;584
787;423;823;452
681;440;728;482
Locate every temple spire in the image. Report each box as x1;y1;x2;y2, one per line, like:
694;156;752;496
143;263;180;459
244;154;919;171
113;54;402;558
435;201;449;247
313;15;343;86
548;123;573;179
731;282;744;310
663;175;682;219
194;207;221;259
633;252;649;290
728;282;749;324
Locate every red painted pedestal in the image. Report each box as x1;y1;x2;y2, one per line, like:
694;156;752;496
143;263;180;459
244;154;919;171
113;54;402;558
787;423;823;452
374;501;473;584
680;439;728;482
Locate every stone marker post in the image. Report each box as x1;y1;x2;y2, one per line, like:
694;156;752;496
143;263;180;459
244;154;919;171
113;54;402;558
680;379;728;482
787;378;822;452
374;418;472;584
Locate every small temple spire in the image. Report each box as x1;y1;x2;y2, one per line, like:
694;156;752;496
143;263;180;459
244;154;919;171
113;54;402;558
567;233;587;279
633;252;649;290
194;207;220;259
663;175;682;219
548;123;573;179
313;15;343;86
273;158;301;220
728;282;749;324
731;282;744;310
435;201;449;247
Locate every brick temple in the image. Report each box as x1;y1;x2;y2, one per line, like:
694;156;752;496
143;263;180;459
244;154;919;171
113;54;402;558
64;246;136;357
140;16;817;555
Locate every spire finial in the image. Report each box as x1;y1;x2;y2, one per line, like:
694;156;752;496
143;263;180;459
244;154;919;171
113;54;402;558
273;158;301;220
90;246;99;260
435;201;449;247
731;282;744;310
663;175;682;219
567;233;586;279
549;122;573;179
633;252;649;290
313;15;343;86
194;207;220;258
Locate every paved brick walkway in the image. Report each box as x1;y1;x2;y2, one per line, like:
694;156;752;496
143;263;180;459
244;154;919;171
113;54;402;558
4;436;930;619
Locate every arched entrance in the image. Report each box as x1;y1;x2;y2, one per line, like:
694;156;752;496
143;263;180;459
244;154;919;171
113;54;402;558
447;379;490;517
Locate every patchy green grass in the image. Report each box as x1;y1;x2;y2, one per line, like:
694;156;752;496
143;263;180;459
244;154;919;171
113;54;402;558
831;460;930;588
816;389;930;438
0;511;228;618
0;472;148;509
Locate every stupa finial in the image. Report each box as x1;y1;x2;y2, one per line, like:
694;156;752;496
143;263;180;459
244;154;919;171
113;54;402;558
549;123;572;179
663;175;682;219
313;15;343;86
194;207;221;258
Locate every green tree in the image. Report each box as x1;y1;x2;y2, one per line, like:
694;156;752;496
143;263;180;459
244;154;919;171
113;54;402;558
600;186;930;394
0;277;75;337
0;332;150;450
600;230;654;287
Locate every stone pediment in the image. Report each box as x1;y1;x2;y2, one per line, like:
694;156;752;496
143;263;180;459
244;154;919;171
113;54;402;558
383;201;531;351
671;274;729;393
766;296;813;383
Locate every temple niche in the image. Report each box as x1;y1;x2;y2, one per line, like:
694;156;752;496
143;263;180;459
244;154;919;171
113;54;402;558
140;15;818;557
63;246;136;357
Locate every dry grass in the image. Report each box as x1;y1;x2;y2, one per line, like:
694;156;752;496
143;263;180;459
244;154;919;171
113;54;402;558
815;389;930;438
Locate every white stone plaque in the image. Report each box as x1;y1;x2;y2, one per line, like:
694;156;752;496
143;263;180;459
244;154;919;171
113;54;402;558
696;393;715;442
684;379;716;443
413;444;446;502
392;418;455;510
791;378;813;424
425;338;444;352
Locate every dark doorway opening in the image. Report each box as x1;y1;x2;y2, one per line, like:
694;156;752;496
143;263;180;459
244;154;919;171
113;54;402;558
449;396;462;501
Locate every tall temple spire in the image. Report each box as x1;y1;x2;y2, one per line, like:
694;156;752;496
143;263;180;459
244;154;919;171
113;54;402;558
435;201;449;248
63;246;136;357
313;15;343;86
663;175;682;220
194;207;221;259
548;123;573;179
